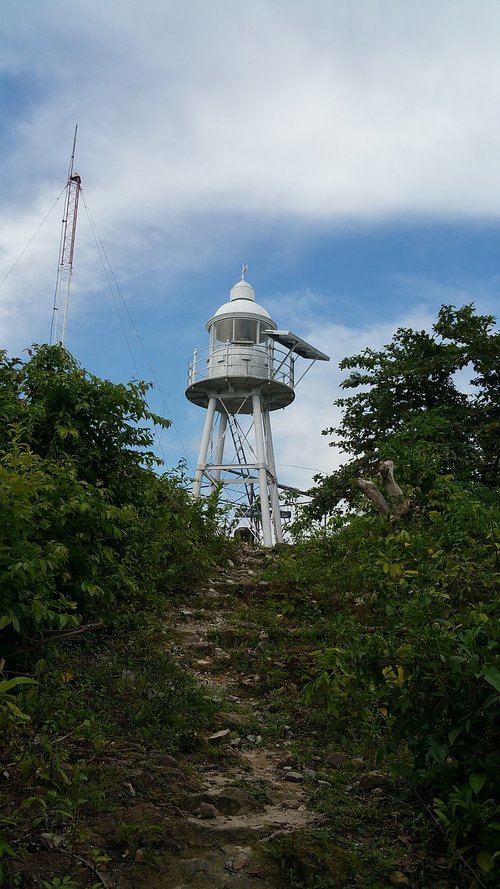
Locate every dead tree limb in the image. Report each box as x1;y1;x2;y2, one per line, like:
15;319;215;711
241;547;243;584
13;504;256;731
378;460;405;500
45;622;105;640
357;478;390;516
358;461;411;519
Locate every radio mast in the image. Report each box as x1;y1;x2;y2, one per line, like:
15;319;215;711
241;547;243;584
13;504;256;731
49;126;81;345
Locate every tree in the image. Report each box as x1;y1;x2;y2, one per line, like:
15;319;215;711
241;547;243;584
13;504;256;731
0;345;231;640
18;344;170;501
0;345;173;636
309;304;499;516
300;305;500;876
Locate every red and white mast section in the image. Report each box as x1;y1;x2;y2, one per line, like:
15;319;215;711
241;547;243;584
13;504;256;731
50;126;82;346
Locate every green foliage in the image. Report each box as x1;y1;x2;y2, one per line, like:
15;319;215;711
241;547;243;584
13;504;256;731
0;344;233;885
41;877;80;889
17;344;168;488
0;675;37;734
0;346;229;641
310;304;499;516
290;479;500;878
282;305;500;879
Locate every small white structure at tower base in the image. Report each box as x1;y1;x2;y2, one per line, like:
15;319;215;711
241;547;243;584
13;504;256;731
186;271;329;546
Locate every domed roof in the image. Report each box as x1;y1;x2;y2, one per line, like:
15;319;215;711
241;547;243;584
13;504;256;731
207;273;274;326
229;279;256;302
211;298;272;320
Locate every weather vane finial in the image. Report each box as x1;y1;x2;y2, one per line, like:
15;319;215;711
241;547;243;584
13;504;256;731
241;263;248;281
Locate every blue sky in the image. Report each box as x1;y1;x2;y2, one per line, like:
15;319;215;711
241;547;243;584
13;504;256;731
1;0;499;491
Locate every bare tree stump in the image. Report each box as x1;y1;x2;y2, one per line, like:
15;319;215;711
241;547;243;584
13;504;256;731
378;460;405;500
358;461;410;518
357;478;390;515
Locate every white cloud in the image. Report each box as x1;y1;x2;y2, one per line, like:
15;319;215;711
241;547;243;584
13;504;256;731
3;1;500;228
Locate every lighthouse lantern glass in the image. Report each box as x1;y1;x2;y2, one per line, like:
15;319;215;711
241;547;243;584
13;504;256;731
212;318;268;346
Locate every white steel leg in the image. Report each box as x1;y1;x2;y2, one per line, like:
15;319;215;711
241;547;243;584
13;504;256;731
263;409;283;543
252;394;273;547
192;395;217;499
212;410;227;485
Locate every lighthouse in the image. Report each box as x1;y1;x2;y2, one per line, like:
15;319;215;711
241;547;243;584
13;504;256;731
186;270;329;546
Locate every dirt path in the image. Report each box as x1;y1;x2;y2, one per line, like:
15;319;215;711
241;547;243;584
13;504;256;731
156;546;323;888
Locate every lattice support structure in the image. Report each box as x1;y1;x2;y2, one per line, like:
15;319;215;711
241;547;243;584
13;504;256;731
50;127;81;346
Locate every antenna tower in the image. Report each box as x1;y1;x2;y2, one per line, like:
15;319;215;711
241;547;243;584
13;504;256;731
49;126;82;345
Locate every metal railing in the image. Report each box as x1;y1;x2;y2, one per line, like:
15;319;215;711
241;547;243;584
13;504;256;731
187;342;294;388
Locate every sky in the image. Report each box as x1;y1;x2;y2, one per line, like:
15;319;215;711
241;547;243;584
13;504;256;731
1;0;499;496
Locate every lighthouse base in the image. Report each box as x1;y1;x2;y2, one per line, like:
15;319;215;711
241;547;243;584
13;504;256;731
191;392;283;547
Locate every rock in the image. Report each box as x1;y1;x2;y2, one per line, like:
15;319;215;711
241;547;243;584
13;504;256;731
389;871;410;887
214;711;252;729
326;751;348;769
207;729;231;745
198;802;218;819
225;853;249;871
283;771;305;783
180;858;212;881
227;559;235;568
120;669;136;683
40;833;64;848
359;772;390;792
205;787;264;815
152;752;180;768
277;753;297;769
351;756;365;769
238;578;257;591
134;848;145;862
190;641;215;653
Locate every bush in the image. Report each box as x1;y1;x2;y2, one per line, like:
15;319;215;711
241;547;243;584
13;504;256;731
282;476;500;879
0;346;230;641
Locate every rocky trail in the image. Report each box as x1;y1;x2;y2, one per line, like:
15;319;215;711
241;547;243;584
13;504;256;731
155;546;325;888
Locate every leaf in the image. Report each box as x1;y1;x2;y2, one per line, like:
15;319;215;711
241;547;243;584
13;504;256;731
448;726;463;745
0;676;37;693
482;665;500;693
469;773;486;794
0;840;16;858
476;850;494;873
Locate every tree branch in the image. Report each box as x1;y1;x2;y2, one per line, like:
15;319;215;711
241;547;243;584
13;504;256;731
357;478;390;516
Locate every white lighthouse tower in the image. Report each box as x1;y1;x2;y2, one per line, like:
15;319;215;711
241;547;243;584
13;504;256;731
186;269;329;546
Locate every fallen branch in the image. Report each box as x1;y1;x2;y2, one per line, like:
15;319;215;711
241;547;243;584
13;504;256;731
45;622;105;640
40;838;113;888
